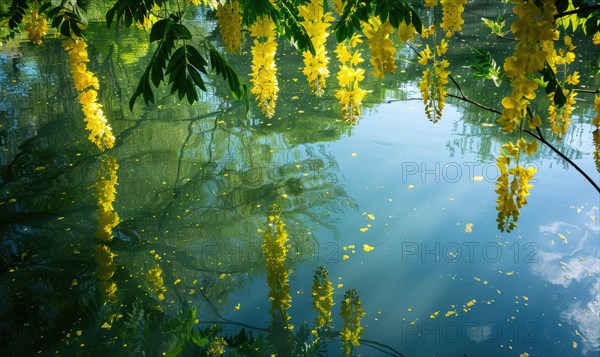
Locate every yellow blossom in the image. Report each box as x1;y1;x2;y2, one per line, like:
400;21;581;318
362;16;396;79
249;16;279;118
63;37;115;151
216;0;242;53
397;21;418;42
299;0;334;96
24;10;47;45
440;0;467;37
335;34;368;124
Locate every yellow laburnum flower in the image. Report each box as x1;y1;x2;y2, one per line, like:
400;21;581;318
503;56;526;79
340;289;365;356
564;51;575;64
263;205;292;328
511;17;540;41
418;45;431;66
397;21;418;42
495;147;537;232
565;72;580;85
563;35;576;50
424;0;438;7
250;15;276;38
440;0;466;37
95;155;119;242
362;16;396;79
63;37;115;151
335;34;367;124
421;24;436;39
511;78;538;100
24;10;47;45
311;266;334;343
299;0;334;96
435;39;449;56
525;140;538;155
333;0;345;16
216;0;242;53
418;39;451;122
515;42;546;73
548;90;576;139
418;68;431;103
499;95;526;133
249;16;279;118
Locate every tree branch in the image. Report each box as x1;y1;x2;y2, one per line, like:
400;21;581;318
555;5;600;19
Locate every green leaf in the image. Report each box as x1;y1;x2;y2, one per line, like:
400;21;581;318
207;44;245;100
170;23;192;40
150;19;172;43
7;0;28;31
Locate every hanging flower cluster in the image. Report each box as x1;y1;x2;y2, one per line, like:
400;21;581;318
495;140;538;232
499;0;557;134
335;34;367;125
24;9;47;45
63;37;116;151
547;89;576;139
95;156;120;242
362;16;396;79
340;289;365;356
249;16;279;118
417;40;450;123
216;0;243;53
440;0;467;37
262;204;293;331
311;266;334;342
299;0;334;96
94;244;118;303
547;35;578;139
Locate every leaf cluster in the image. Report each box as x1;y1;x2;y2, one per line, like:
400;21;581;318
470;48;503;87
334;0;421;42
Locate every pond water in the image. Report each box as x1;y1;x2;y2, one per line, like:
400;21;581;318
1;6;599;357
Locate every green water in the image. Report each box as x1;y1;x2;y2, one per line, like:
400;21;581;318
1;7;600;357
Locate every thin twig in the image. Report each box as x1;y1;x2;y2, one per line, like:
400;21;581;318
524;128;600;192
447;93;501;114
